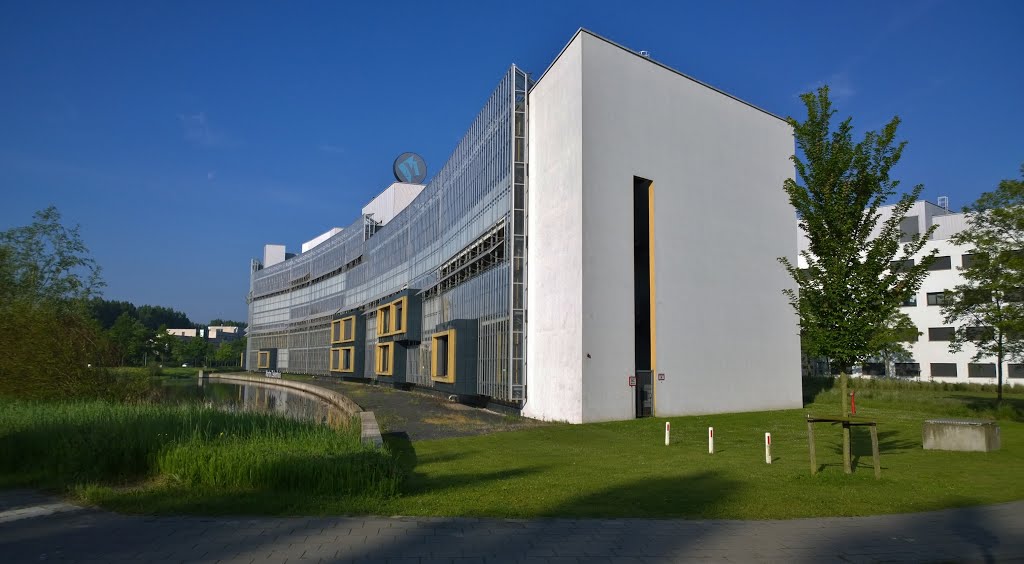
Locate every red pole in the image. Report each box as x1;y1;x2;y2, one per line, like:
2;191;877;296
850;390;856;415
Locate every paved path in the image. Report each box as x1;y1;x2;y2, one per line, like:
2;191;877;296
1;490;1022;563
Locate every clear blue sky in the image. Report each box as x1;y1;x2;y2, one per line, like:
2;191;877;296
2;1;1022;324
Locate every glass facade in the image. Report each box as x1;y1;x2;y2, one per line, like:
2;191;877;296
246;66;529;404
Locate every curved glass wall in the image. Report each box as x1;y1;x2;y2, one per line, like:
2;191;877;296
247;66;529;404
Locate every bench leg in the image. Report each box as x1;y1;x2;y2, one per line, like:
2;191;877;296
807;422;817;475
870;425;881;480
842;423;852;474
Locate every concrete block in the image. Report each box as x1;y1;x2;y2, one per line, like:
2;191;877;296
923;418;1000;452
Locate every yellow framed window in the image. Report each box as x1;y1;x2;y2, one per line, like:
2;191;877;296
330;346;355;372
431;329;456;383
376;297;409;337
257;351;270;369
376;305;392;337
375;342;394;376
333;316;356;343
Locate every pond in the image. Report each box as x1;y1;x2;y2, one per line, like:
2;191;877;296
159;378;348;427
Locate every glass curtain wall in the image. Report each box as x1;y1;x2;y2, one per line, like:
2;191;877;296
246;66;529;404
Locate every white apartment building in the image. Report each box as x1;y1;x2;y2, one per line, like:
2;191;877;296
800;199;1023;386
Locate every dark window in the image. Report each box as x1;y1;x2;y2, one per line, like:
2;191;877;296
899;216;919;243
1009;364;1024;379
895;363;921;377
930;363;958;377
901;330;920;342
862;362;886;376
890;259;915;273
901;295;918;307
929;327;955;341
928;256;952;271
965;326;994;342
962;253;987;268
927;292;948;306
968;363;996;378
1006;288;1024;303
964;289;992;305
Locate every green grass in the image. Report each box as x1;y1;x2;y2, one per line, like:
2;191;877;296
5;382;1023;519
0;399;403;509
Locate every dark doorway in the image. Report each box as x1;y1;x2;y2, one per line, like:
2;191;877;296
634;176;654;417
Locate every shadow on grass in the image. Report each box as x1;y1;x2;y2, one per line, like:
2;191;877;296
544;472;742;519
803;375;837;406
953;395;1024;422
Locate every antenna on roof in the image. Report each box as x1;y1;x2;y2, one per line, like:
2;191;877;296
937;196;949;211
639;50;651;58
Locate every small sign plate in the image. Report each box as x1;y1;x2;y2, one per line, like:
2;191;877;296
658;373;666;381
628;375;636;387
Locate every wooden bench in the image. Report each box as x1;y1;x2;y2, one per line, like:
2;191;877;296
806;415;881;479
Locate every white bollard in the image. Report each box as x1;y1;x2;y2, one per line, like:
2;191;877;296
665;422;671;446
708;427;714;454
765;432;772;464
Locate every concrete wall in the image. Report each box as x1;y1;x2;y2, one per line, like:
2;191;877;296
523;37;585;423
526;30;802;422
362;182;425;226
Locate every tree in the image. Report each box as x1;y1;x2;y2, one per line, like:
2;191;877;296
779;86;938;413
181;335;210;366
151;325;181;364
108;312;150;366
941;164;1024;402
867;311;921;377
0;207;112;398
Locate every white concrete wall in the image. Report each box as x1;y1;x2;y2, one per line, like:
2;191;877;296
523;37;585;423
577;33;801;420
526;31;801;422
362;182;425;226
302;227;343;253
263;244;287;267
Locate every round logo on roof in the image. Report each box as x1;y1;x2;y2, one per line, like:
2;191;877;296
393;152;427;184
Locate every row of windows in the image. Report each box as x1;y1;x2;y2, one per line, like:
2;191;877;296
866;362;1024;379
370;329;459;382
904;326;995;342
903;290;1024;308
890;254;978;273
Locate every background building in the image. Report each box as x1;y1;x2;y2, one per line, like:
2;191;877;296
798;199;1024;385
246;29;803;422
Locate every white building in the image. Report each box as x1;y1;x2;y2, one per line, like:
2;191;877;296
799;199;1024;386
246;29;803;423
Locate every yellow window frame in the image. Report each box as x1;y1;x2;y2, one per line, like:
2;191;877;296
430;329;456;383
332;316;356;344
257;351;270;369
375;297;409;337
375;342;394;376
330;346;355;372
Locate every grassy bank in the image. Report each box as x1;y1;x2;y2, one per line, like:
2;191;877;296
71;380;1024;519
0;399;403;508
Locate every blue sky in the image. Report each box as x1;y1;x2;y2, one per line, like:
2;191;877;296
1;1;1022;324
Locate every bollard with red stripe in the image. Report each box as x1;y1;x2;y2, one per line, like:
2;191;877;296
765;432;772;464
708;427;714;454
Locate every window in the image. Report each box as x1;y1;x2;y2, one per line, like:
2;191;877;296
862;362;885;377
377;305;391;336
968;363;996;378
928;327;954;341
1006;288;1024;303
928;256;952;271
890;259;914;273
894;363;921;377
962;253;986;268
964;289;992;306
1009;364;1024;379
375;343;394;376
965;326;994;342
926;292;948;306
330;346;354;372
901;295;918;307
431;329;457;383
930;363;957;377
375;297;409;337
899;216;919;243
330;316;355;344
257;351;270;369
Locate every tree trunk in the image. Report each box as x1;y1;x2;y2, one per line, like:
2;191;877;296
997;349;1004;405
840;371;849;417
840;370;851;474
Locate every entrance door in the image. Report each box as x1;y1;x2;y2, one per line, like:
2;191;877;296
634;176;655;418
636;370;653;417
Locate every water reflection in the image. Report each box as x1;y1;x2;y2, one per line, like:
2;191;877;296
161;379;347;428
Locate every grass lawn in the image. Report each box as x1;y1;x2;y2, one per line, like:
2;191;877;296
67;380;1024;519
